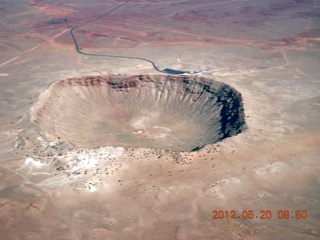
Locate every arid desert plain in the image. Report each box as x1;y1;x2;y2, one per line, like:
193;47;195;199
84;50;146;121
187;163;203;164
0;0;319;239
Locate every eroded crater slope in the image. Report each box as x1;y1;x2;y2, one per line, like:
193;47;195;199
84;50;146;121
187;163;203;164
31;74;246;151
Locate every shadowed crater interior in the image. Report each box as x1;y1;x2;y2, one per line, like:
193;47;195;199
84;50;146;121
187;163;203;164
31;74;246;152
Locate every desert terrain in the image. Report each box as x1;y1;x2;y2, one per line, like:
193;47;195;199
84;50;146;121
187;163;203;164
0;0;319;239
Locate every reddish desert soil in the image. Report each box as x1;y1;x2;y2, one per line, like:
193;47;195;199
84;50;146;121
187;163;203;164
0;0;319;239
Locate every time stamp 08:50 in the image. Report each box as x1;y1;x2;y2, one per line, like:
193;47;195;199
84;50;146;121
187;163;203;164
212;210;308;220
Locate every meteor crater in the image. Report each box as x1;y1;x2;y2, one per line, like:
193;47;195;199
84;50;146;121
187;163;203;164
31;74;246;152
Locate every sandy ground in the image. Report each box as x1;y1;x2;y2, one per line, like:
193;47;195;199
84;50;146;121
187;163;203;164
0;0;319;239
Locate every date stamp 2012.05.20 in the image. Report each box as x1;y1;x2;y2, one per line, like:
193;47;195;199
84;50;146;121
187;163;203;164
212;210;308;220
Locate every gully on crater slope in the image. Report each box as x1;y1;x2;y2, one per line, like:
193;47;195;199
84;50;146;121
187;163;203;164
31;74;246;152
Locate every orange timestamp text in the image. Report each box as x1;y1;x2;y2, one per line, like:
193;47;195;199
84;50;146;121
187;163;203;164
212;210;308;220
